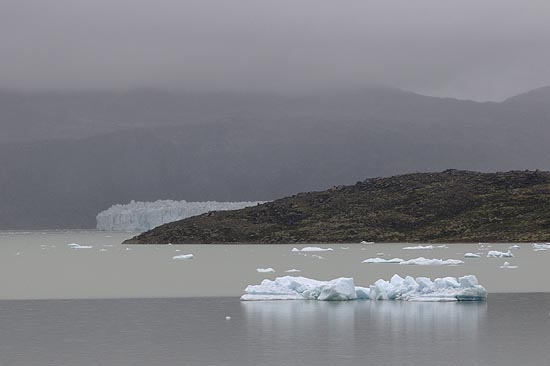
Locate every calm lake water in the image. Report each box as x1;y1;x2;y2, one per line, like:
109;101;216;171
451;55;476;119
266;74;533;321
1;231;549;365
0;294;549;366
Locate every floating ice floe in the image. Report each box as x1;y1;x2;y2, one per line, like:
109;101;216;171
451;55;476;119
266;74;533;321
402;245;448;250
508;245;520;250
67;243;93;249
399;257;464;266
360;241;375;244
464;253;481;258
487;250;514;258
340;247;349;250
256;268;275;273
500;262;518;269
362;257;404;264
533;243;550;251
172;254;194;260
241;274;487;302
292;247;333;252
285;269;301;273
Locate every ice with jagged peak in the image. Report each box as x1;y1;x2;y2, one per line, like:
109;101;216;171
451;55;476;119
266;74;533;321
291;247;333;252
403;245;448;250
241;275;487;302
500;261;518;269
362;257;404;263
464;253;481;258
487;250;514;258
399;257;464;265
96;199;264;231
533;243;550;251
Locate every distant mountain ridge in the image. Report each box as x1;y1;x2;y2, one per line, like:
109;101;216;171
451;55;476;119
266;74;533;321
1;87;550;229
125;170;550;244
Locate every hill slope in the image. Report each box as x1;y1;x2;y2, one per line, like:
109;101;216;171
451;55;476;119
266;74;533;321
124;170;550;244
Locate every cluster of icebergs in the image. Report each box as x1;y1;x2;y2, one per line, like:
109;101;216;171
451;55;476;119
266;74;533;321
533;243;550;251
96;199;264;231
241;274;487;302
362;256;463;265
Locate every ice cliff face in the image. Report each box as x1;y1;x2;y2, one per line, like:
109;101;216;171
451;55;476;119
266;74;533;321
96;200;264;231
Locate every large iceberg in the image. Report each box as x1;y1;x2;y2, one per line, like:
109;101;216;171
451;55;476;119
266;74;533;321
241;275;487;302
96;199;264;231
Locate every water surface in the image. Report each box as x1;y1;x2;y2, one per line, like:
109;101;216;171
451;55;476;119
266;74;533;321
0;294;548;366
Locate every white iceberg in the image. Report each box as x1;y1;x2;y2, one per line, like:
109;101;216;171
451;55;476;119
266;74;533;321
487;250;514;258
402;245;448;250
67;243;93;249
509;245;520;249
242;277;358;301
257;268;275;273
292;247;333;252
96;199;264;231
241;274;487;302
464;253;481;258
500;261;518;269
285;269;301;273
399;257;464;266
172;254;194;260
362;257;404;264
533;243;550;251
360;241;375;244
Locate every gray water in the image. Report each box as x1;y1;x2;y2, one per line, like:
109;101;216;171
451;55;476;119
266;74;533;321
0;294;549;366
1;231;550;299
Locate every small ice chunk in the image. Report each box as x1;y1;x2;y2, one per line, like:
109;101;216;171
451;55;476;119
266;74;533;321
292;247;333;252
487;250;514;258
360;241;374;244
256;268;275;273
285;269;301;273
402;244;449;250
399;257;464;265
225;316;231;320
99;248;108;252
500;261;518;269
362;257;404;263
340;247;349;250
67;243;93;249
464;252;481;258
172;254;194;260
509;245;520;249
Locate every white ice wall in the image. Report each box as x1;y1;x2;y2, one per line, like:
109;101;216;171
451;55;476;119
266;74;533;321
96;199;264;231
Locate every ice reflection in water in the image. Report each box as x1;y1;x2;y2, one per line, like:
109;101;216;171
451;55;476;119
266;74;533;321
241;300;486;365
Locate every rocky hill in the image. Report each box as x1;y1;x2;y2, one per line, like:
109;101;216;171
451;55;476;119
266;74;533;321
124;170;550;244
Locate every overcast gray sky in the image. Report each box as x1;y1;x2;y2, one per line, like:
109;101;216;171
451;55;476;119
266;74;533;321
1;0;550;101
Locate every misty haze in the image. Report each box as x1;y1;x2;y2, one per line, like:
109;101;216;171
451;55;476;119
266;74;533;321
1;1;550;366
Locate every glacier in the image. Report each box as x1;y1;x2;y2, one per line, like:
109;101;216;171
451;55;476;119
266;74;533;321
241;275;487;302
96;199;264;231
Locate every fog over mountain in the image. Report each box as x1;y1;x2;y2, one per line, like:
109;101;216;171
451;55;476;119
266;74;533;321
1;1;550;228
1;87;550;229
